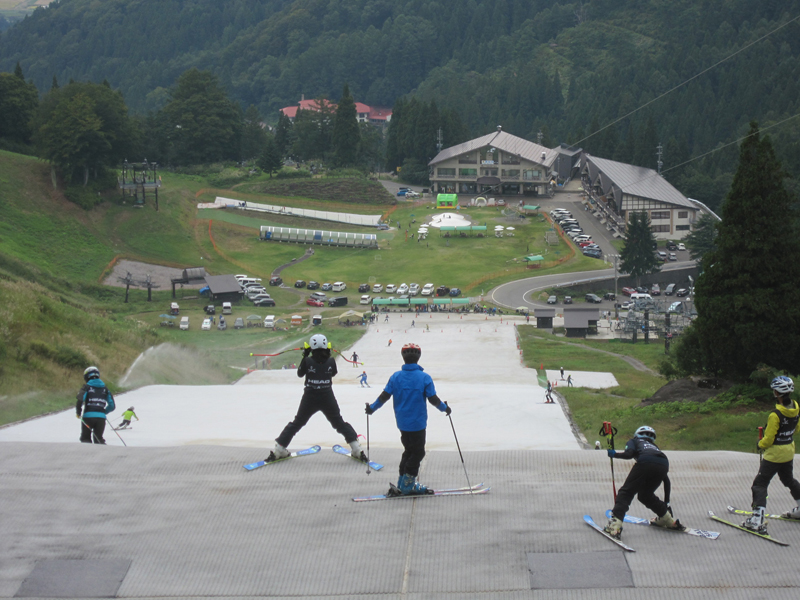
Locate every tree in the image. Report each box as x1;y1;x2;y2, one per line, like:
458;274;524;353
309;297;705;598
160;68;242;165
0;71;39;144
241;105;267;161
683;213;717;269
274;112;293;158
331;83;360;167
619;211;660;283
257;134;283;177
682;122;800;378
291;99;335;162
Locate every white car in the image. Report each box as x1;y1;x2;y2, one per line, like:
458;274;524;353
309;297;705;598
677;243;686;251
574;235;592;242
386;284;397;294
360;295;371;305
201;318;212;331
372;283;383;293
409;283;420;296
397;283;409;295
405;190;420;199
421;283;435;296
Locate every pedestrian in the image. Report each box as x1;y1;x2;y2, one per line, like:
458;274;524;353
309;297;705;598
117;406;138;430
425;324;429;331
75;366;116;444
742;376;800;533
567;374;573;387
267;334;366;463
603;426;683;540
411;320;415;328
385;314;389;323
545;381;553;403
358;371;370;388
365;343;450;496
351;351;359;366
560;366;565;380
526;314;530;323
387;338;393;347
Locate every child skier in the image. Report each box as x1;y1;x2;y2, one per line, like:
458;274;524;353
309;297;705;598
75;366;116;444
603;425;682;539
365;343;450;496
268;334;365;462
117;407;139;429
742;376;800;533
358;371;370;388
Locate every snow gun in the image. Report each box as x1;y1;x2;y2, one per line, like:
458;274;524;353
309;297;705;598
600;421;618;502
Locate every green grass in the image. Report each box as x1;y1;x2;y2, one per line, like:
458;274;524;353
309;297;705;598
517;327;771;452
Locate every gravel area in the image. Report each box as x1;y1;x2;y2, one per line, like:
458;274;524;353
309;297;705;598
103;259;205;289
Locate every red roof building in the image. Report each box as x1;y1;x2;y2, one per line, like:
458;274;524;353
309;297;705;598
280;96;391;127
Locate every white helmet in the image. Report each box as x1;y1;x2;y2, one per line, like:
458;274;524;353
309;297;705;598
83;366;100;382
309;334;328;350
635;426;656;441
771;376;794;395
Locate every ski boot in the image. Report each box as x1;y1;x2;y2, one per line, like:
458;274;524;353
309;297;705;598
398;473;433;496
349;440;368;463
742;506;768;534
266;443;291;463
781;505;800;520
603;516;623;539
650;511;685;531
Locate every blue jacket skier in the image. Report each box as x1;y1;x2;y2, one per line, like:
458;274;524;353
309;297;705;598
603;426;682;539
743;376;800;533
75;366;116;444
358;371;369;387
365;343;450;495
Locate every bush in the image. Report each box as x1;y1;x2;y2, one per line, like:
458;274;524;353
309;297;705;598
63;169;118;209
29;341;89;368
275;168;312;179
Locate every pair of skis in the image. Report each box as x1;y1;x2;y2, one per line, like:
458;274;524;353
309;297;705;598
353;482;490;502
708;506;799;546
242;445;384;471
585;511;721;552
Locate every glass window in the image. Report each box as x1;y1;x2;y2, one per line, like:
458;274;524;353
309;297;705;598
651;211;670;220
678;211;688;218
437;168;456;176
523;170;541;180
676;224;690;231
652;224;671;233
481;168;498;176
502;169;520;177
459;168;477;177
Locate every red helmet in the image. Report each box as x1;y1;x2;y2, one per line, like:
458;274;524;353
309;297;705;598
401;343;421;363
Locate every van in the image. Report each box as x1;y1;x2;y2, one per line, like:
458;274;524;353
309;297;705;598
170;302;180;315
332;282;347;292
222;302;232;314
630;293;653;302
180;316;189;330
328;296;348;307
264;315;275;329
239;277;262;287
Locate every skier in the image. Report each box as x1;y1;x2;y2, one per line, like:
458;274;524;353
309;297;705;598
75;366;116;444
351;351;359;366
267;334;366;463
117;406;139;429
387;338;392;347
742;376;800;533
603;425;682;539
365;343;450;496
545;381;553;403
358;371;370;388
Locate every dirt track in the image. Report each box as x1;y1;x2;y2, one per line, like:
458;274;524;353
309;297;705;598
103;259;205;289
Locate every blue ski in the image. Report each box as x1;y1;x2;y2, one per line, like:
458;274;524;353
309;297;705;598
243;445;321;471
332;444;383;470
605;510;720;539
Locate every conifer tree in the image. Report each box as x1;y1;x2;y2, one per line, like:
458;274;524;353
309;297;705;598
332;83;360;167
619;211;660;284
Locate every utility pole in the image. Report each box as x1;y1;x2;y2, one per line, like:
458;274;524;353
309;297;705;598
607;254;621;299
537;129;543;145
436;128;443;154
656;142;663;176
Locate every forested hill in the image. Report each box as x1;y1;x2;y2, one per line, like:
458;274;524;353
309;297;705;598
2;0;800;207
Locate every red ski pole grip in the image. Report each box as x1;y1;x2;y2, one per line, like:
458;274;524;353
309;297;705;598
758;426;764;440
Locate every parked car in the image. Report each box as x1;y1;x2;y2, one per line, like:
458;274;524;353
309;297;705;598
253;298;276;307
201;318;211;330
585;293;602;304
665;284;676;295
497;199;505;206
307;281;320;290
246;288;267;299
386;284;397;294
604;293;616;301
328;296;348;307
668;301;684;314
622;287;636;296
449;288;462;297
332;282;346;292
321;283;333;291
204;305;216;315
666;241;678;251
578;241;594;248
651;284;661;296
294;280;306;288
620;301;634;310
217;317;227;330
404;191;420;199
397;283;409;295
677;243;686;251
360;295;371;305
306;298;324;307
583;249;602;258
421;283;435;296
310;291;326;300
409;283;420;296
547;295;557;304
234;317;245;329
564;296;573;304
358;283;370;293
250;294;272;303
377;224;390;230
269;276;282;286
676;288;690;297
180;316;189;330
436;286;450;297
372;283;384;293
668;252;677;261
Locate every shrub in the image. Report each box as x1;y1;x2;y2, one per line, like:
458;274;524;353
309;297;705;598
30;341;89;369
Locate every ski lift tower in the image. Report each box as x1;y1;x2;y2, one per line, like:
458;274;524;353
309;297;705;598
119;159;162;210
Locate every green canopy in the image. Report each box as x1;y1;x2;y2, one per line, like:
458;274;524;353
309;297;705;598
522;205;540;210
410;298;428;305
440;226;456;231
471;225;487;231
456;226;471;231
451;298;470;304
389;298;410;305
524;255;544;262
432;298;452;305
371;298;391;305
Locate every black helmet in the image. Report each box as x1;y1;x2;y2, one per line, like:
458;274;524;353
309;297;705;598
401;343;421;364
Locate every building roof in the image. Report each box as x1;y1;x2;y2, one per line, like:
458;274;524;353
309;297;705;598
534;308;556;318
428;128;559;168
563;307;600;329
368;106;392;121
280;99;391;122
204;275;243;295
280;98;336;119
584;154;694;209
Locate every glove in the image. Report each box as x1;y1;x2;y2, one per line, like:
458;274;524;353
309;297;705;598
442;402;451;416
365;403;374;415
76;414;81;420
303;346;311;358
607;449;616;458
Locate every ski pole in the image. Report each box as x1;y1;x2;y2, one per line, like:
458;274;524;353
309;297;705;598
447;406;473;494
758;426;764;463
366;412;371;476
80;416;126;447
600;421;617;502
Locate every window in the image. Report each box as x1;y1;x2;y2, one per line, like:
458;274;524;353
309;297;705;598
651;211;670;220
652;225;671;233
502;152;520;165
676;224;690;231
678;211;688;218
501;169;520;177
459;168;477;177
481;168;498;176
437;168;455;177
523;169;541;180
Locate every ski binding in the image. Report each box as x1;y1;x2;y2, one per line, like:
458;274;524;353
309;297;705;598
605;510;719;539
332;444;383;470
584;515;635;552
353;482;488;502
243;445;321;471
727;505;800;523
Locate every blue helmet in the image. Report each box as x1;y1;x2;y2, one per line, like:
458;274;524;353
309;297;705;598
770;376;794;395
635;426;656;441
